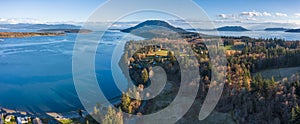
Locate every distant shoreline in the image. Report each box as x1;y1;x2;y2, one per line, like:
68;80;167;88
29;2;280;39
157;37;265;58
0;32;65;38
0;29;92;39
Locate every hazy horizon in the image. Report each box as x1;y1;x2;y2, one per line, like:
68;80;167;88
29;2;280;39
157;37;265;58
1;0;300;29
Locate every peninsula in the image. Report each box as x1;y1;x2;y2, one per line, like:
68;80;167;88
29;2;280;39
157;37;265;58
0;32;65;38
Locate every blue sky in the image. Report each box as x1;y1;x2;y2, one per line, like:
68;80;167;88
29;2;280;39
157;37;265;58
196;0;300;17
0;0;300;28
0;0;104;22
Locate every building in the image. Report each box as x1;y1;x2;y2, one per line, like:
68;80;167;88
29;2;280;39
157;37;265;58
17;117;29;124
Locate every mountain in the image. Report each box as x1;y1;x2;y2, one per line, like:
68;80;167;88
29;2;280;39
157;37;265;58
0;23;80;30
216;26;249;31
264;28;288;31
120;20;198;38
121;20;186;33
285;29;300;33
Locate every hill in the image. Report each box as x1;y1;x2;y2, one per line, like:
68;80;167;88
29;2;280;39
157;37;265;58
120;20;199;38
121;20;186;33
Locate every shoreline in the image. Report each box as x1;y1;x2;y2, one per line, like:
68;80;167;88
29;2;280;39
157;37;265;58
0;107;86;119
0;94;123;120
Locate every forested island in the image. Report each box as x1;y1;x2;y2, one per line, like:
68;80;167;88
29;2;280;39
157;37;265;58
216;26;250;31
0;29;92;39
0;32;65;38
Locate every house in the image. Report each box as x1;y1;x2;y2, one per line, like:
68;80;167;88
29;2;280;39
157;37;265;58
17;117;29;124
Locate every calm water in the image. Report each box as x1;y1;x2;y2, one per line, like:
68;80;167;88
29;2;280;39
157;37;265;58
0;29;299;113
0;30;142;113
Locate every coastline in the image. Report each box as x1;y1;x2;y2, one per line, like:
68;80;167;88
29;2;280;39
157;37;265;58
0;32;65;38
0;107;85;119
0;93;124;121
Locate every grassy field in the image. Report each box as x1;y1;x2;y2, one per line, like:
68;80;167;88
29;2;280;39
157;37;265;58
254;66;300;82
147;50;169;56
153;50;169;56
225;45;234;50
225;42;245;50
59;119;74;124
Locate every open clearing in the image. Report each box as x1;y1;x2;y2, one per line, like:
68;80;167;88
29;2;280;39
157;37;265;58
253;66;300;82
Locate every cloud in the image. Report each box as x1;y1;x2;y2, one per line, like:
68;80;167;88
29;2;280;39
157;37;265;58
275;13;288;17
216;11;275;24
240;11;262;17
216;14;235;19
239;11;272;18
295;13;300;17
262;12;272;16
246;18;257;21
217;14;227;19
0;18;44;24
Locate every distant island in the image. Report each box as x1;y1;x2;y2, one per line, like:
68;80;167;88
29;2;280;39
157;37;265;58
0;23;80;30
0;24;92;38
216;26;250;31
120;20;199;38
39;29;92;33
285;29;300;33
264;28;289;31
0;32;64;38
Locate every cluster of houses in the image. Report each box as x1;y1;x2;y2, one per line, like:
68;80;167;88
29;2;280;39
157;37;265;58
0;109;42;124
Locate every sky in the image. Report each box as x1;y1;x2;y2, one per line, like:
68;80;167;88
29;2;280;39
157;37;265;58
0;0;300;29
195;0;300;28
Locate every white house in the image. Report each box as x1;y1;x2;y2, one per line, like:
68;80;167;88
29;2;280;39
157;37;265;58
17;117;29;124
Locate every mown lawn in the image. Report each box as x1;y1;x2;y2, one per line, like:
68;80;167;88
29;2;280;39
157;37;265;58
148;50;169;56
225;44;245;50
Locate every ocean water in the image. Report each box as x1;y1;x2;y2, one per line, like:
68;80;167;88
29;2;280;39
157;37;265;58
0;31;143;113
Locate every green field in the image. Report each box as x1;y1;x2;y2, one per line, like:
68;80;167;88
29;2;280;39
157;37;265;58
147;50;169;56
225;42;245;50
254;66;300;82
